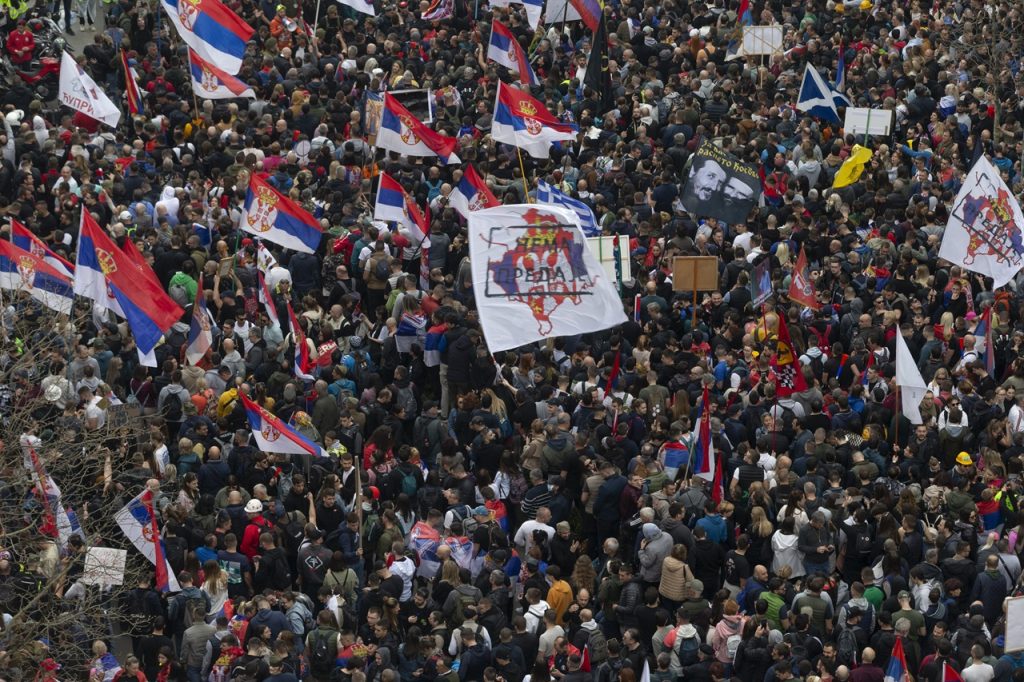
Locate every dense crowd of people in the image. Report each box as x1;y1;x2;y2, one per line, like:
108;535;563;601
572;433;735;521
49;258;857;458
3;0;1024;680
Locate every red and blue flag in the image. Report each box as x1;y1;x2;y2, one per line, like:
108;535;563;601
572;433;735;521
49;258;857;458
121;50;145;116
240;174;322;254
10;219;74;277
488;20;539;87
448;164;500;219
185;274;213;366
0;240;74;315
569;0;602;32
241;393;326;458
161;0;253;75
377;93;460;165
287;301;315;382
115;490;180;592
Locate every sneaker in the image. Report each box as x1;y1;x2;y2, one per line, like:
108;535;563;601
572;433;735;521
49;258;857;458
79;16;85;27
66;27;75;35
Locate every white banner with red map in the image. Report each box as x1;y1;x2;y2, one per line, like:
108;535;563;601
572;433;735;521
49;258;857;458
938;155;1024;288
468;204;627;352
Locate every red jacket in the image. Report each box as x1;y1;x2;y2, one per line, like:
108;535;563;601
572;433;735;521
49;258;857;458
7;29;34;65
240;515;274;559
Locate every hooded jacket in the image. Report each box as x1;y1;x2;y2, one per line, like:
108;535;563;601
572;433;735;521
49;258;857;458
711;614;747;663
638;523;674;583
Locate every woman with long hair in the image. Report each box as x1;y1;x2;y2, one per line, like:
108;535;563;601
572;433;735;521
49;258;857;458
363;425;395;470
201;559;229;620
570;554;597;595
747;505;775;566
771;516;805;579
176;472;200;515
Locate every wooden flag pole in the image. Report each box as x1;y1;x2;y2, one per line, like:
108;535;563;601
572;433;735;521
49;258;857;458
516;146;532;203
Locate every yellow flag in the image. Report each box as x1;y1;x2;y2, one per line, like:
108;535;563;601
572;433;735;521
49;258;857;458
832;145;873;189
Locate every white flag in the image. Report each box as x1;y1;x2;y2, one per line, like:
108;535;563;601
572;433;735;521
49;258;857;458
58;52;121;128
335;0;376;15
938;155;1024;288
467;204;627;352
895;330;928;425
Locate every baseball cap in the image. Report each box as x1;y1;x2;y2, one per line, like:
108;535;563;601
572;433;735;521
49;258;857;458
897;590;911;600
472;506;490;517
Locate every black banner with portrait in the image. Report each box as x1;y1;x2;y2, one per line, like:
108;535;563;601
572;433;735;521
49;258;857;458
680;140;762;224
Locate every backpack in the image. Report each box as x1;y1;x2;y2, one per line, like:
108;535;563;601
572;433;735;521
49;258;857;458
726;633;742;663
450;505;479;535
587;627;609;665
374;256;389;281
507;473;529;505
289;603;315;636
414;416;442;459
854;526;874;557
169;282;190;307
675;630;700;666
399;466;420;497
162;390;184;424
836;627;858;666
308;630;336;676
181;594;208;628
278;512;305;556
449;589;477;628
394;384;417;419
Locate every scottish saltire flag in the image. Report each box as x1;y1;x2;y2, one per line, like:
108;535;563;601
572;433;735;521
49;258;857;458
76;211;184;355
421;0;452;20
160;0;253;75
115;490;181;592
492;81;578;159
378;93;461;165
488;20;539;86
9;220;74;277
257;269;280;328
535;180;600;235
240;174;322;254
833;44;851;107
185;274;213;365
725;0;753;60
396;311;427;354
449;164;500;219
335;0;376;16
797;63;842;124
121;50;144;116
286;302;315;381
884;638;909;682
691;385;722;502
241;393;327;457
568;0;601;31
20;436;85;552
0;240;74;314
188;48;255;100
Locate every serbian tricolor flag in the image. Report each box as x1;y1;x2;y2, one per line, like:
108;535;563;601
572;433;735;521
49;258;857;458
488;20;539;87
121;50;145;116
257;269;280;328
772;315;807;398
185;274;214;366
240;173;322;254
0;239;74;315
492;80;578;159
788;246;820;310
241;393;327;457
287;301;315;382
421;0;453;20
20;435;85;552
375;172;431;288
160;0;253;75
569;0;602;32
725;0;753;60
448;164;500;219
115;489;180;592
884;638;909;682
942;663;963;682
661;440;689;481
978;306;996;376
188;48;255;100
634;294;641;322
605;352;621;392
692;385;722;502
377;93;460;165
9;219;74;276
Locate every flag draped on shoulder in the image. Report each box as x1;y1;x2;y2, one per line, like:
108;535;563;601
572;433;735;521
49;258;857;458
0;240;74;314
832;144;872;188
377;93;461;164
120;50;144;116
937;155;1024;288
75;211;184;355
772;315;807;398
488;20;539;87
185;274;214;365
115;489;180;592
239;174;323;254
493;81;578;159
787;246;820;310
448;165;501;218
797;63;841;124
189;48;255;100
535;181;600;235
160;0;253;75
242;393;327;458
10;219;74;276
59;52;121;128
895;328;928;425
884;637;909;682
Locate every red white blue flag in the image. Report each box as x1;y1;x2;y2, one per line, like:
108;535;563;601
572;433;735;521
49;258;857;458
240;174;322;254
115;489;180;592
448;164;501;219
377;93;461;165
488;20;539;86
242;393;326;458
160;0;253;75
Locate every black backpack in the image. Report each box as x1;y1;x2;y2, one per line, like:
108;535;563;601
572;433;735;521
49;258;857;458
162;390;184;424
308;629;336;676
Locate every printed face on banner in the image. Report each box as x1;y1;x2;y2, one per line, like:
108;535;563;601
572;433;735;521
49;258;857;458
680;140;762;224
